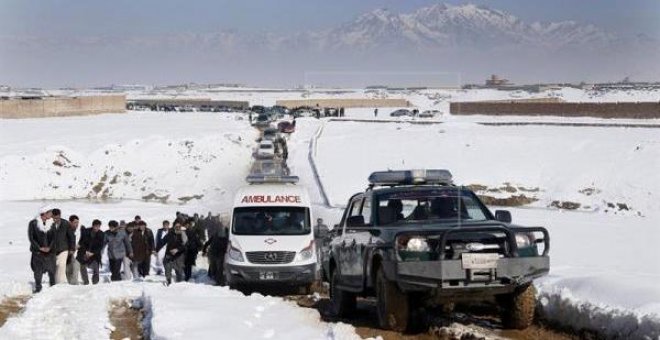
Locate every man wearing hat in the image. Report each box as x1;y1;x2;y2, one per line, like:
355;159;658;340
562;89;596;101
27;206;55;292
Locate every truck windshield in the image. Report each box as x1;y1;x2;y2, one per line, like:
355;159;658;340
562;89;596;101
232;207;310;235
376;189;490;225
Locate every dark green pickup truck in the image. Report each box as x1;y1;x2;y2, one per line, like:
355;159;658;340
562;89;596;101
321;169;550;332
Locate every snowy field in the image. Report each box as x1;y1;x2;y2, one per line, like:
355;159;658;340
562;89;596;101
0;111;361;339
1;86;659;339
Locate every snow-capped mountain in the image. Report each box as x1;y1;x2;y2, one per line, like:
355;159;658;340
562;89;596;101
296;4;615;50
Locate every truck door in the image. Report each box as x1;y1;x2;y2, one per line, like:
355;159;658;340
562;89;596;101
340;195;364;287
349;194;372;288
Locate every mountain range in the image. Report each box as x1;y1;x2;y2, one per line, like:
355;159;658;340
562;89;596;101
2;3;658;86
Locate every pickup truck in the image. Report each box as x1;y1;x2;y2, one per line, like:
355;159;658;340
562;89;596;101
322;169;550;331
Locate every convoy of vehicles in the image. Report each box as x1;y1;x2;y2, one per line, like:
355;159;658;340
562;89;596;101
233;106;547;332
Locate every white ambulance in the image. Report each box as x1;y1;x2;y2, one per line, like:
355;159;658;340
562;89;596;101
225;175;317;292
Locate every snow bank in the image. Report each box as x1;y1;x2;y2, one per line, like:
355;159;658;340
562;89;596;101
145;283;359;340
314;120;660;218
0;112;256;206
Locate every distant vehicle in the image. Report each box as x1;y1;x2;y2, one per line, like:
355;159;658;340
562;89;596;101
254;114;271;128
251;105;266;114
255;141;276;159
277;121;295;133
418;110;440;118
389;109;412;117
323;169;550;332
226;176;316;294
262;128;280;142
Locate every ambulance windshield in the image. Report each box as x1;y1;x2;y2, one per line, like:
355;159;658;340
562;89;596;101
232;207;310;235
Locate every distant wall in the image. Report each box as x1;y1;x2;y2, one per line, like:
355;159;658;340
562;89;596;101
0;95;126;119
450;101;660;119
129;98;249;109
276;98;410;109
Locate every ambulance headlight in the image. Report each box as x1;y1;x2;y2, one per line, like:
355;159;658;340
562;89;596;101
228;243;244;262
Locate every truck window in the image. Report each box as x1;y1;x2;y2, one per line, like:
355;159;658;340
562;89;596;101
233;207;310;235
376;189;489;224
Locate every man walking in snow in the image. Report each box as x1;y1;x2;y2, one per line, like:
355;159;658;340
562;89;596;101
131;220;154;278
28;206;55;292
183;219;202;281
105;220;133;281
77;219;105;285
65;215;84;284
50;208;75;284
156;221;188;285
155;220;171;275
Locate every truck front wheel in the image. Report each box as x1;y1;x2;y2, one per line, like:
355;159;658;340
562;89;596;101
376;267;410;332
498;284;536;329
330;269;356;317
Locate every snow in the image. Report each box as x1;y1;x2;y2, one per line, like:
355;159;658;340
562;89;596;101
1;86;659;338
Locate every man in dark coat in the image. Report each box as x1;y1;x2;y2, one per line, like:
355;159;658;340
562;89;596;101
105;220;133;281
131;220;155;278
183;219;202;281
77;219;105;284
202;226;229;285
156;221;188;285
50;208;75;284
28;206;55;292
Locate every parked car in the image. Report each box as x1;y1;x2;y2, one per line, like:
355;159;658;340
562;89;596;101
322;169;550;332
418;110;441;118
389;109;412;117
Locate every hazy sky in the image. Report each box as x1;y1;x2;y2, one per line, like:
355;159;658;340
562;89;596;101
1;0;658;38
1;0;659;87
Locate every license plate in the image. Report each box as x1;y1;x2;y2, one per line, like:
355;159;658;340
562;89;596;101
259;271;276;280
461;253;499;269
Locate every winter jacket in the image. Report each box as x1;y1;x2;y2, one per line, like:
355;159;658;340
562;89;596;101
77;228;105;264
49;219;75;254
155;228;169;250
156;231;187;260
105;229;133;260
28;218;51;254
131;228;154;262
185;228;202;254
202;233;228;257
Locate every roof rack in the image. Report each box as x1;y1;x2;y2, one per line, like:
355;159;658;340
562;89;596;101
368;169;453;187
246;175;299;184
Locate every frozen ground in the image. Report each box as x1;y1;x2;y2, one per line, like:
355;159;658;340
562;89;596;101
1;87;659;339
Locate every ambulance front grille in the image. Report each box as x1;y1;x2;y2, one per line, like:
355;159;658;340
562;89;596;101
246;251;296;264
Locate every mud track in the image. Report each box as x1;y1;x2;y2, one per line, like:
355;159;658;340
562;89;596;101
290;294;587;340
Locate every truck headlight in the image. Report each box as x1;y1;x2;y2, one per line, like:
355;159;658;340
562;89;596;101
406;237;430;252
297;241;314;261
515;233;534;248
228;243;244;262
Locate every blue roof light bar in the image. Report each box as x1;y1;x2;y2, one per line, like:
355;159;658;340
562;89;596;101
368;169;453;186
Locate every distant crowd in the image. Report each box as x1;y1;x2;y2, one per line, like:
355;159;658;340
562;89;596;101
28;206;228;293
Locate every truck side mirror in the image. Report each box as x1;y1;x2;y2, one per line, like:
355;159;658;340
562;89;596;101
495;210;512;223
346;215;365;227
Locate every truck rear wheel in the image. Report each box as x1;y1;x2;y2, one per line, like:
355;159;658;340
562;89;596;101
330;269;356;317
498;284;536;329
376;267;410;332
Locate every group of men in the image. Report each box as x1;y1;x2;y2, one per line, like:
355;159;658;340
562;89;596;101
28;206;228;292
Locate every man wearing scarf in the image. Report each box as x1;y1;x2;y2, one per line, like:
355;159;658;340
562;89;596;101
27;206;55;292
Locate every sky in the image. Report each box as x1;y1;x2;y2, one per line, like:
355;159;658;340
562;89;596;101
1;0;658;38
0;0;659;87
